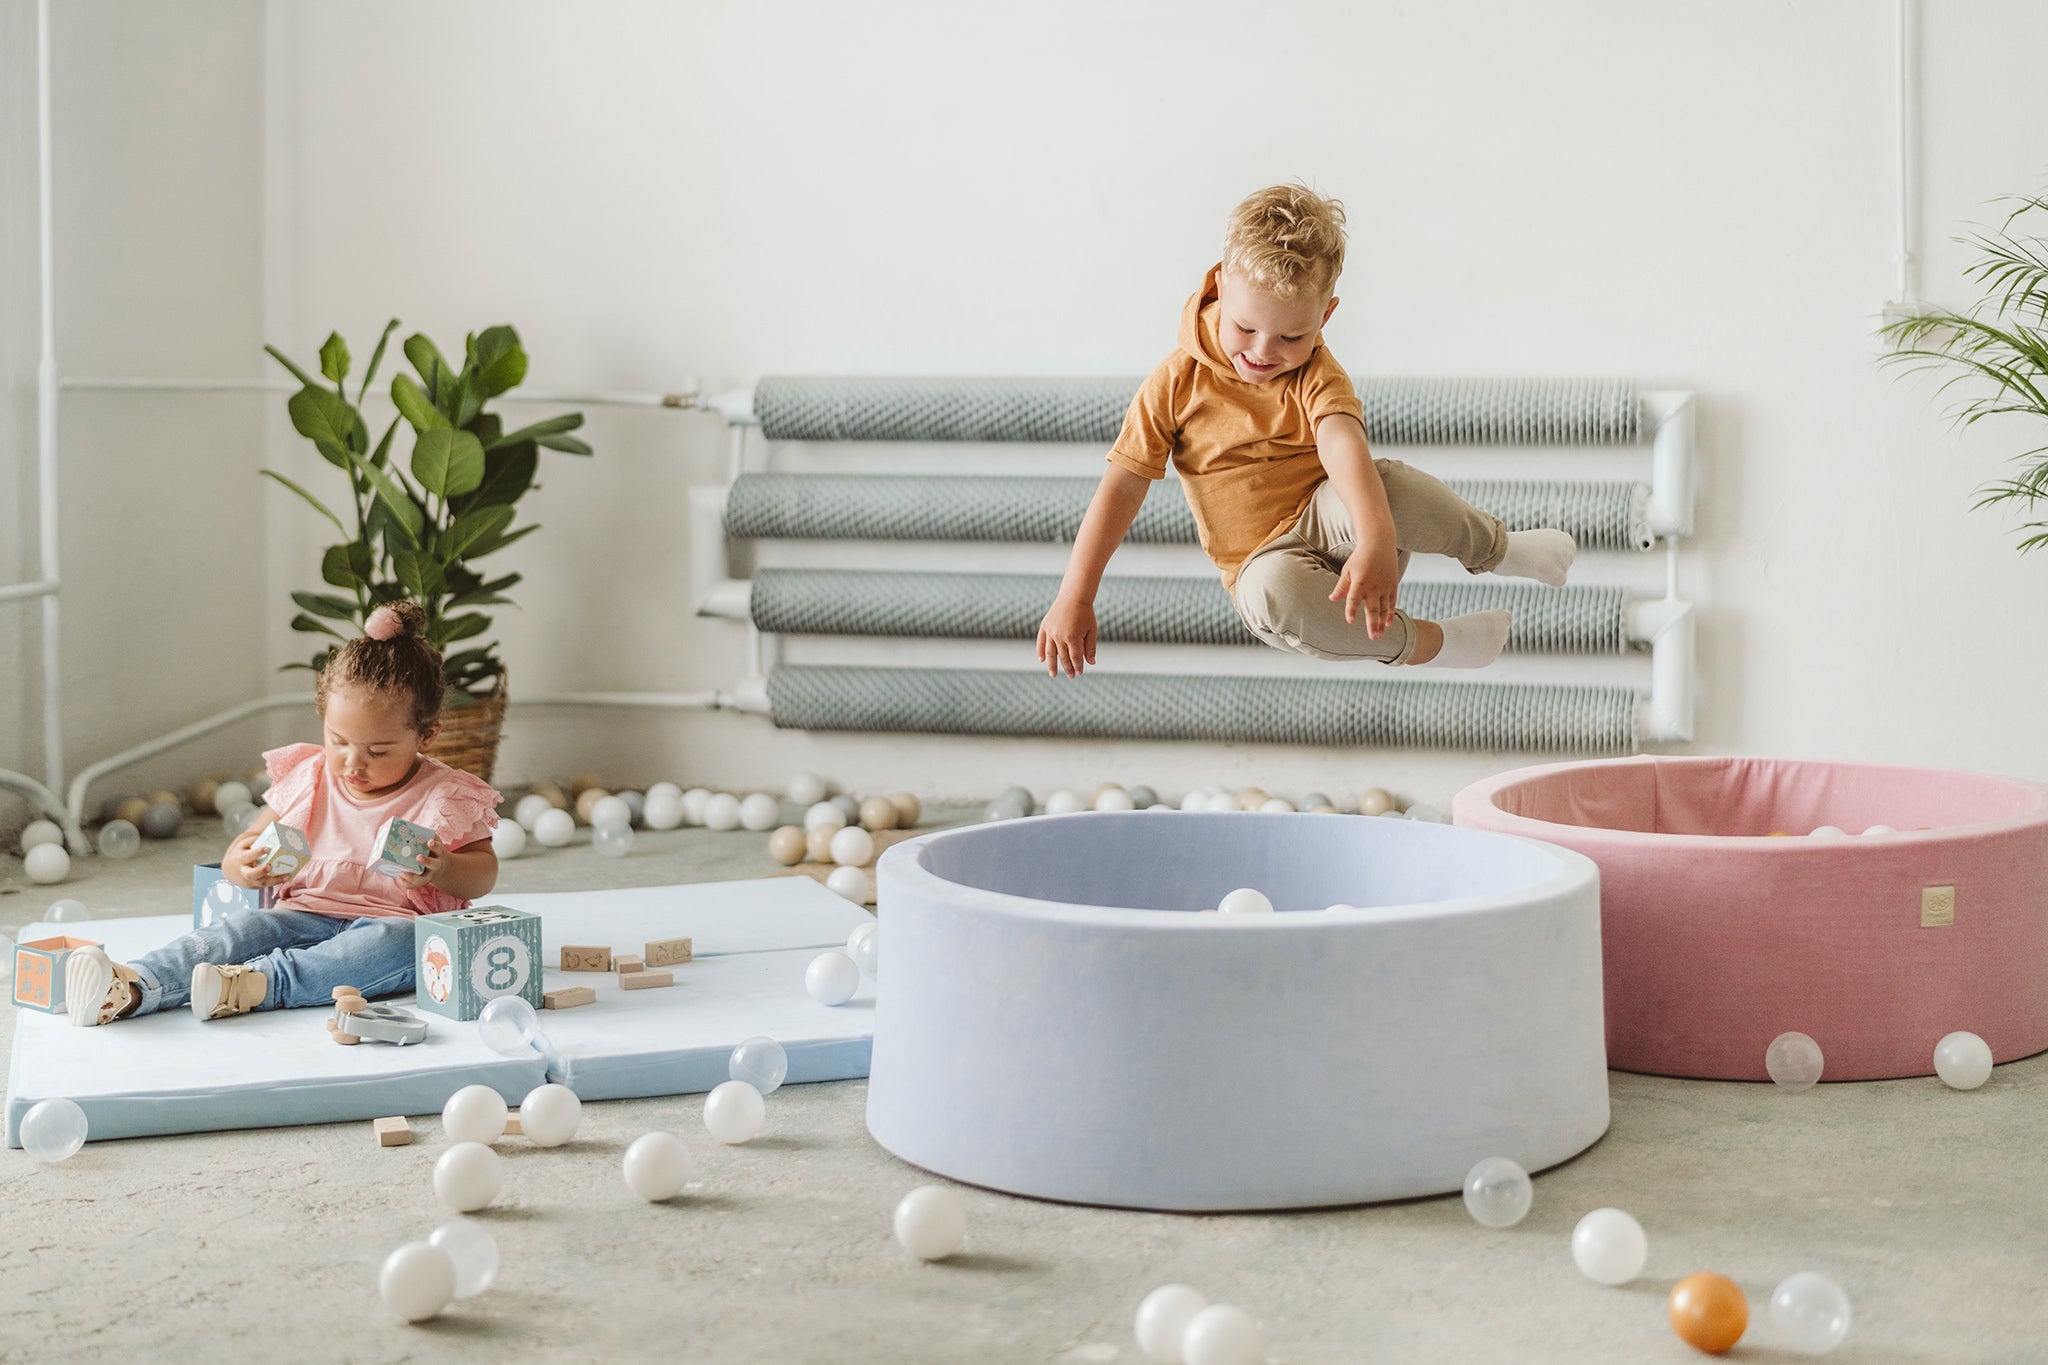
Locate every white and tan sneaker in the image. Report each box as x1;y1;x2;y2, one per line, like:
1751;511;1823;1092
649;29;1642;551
190;963;267;1020
65;946;141;1027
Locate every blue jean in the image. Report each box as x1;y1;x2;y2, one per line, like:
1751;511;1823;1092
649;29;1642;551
128;908;416;1015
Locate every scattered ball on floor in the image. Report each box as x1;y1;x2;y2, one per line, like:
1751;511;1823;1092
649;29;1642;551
703;1080;767;1144
19;819;62;853
1043;790;1083;815
622;1131;693;1202
574;788;611;824
996;785;1036;816
643;787;685;830
518;1084;582;1148
442;1084;509;1144
829;794;861;822
1933;1030;1993;1090
491;819;527;860
806;949;861;1003
568;771;605;798
825;866;874;906
533;808;576;847
805;801;847;834
1809;825;1846;838
20;1097;87;1162
858;796;899;831
1357;787;1395;816
1235;787;1267;811
680;787;712;826
589;794;632;830
1134;1283;1208;1363
1126;785;1158;809
1668;1271;1747;1354
1571;1207;1648;1285
593;823;634;858
24;843;69;885
887;791;921;826
1257;797;1294;813
1861;824;1895;837
787;771;827;806
829;825;875;867
1768;1271;1852;1355
187;778;221;814
1461;1156;1532;1228
514;793;554;830
219;805;255;838
213;781;252;814
1203;792;1236;813
1217;887;1274;915
739;793;780;831
617;790;645;825
1765;1032;1824;1091
1181;1302;1263;1365
96;819;140;859
768;825;807;866
847;919;878;976
730;1035;789;1096
113;796;151;827
805;827;837;863
477;995;539;1055
46;898;89;923
428;1218;500;1299
433;1142;503;1212
893;1185;966;1261
379;1241;457;1322
1096;788;1137;811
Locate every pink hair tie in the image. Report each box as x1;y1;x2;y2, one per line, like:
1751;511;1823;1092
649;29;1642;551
364;606;403;641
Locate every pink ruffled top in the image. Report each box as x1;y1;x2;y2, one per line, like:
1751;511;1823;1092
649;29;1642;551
261;743;500;920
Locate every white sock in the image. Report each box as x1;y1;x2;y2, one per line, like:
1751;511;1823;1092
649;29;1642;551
1494;529;1576;587
1419;610;1512;669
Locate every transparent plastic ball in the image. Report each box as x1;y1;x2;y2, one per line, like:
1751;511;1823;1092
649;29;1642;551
45;898;90;923
622;1131;693;1202
824;866;873;905
433;1142;503;1212
1043;790;1084;815
1933;1030;1994;1090
491;820;527;860
246;774;273;801
805;801;847;834
703;1080;767;1144
589;795;632;830
514;793;553;830
19;819;63;853
806;950;861;1004
829;825;875;867
213;781;252;813
478;996;540;1055
702;794;742;831
643;788;685;830
518;1083;582;1147
738;793;780;831
141;801;183;839
428;1218;500;1299
1766;1032;1825;1091
1182;1303;1264;1365
730;1036;789;1096
893;1184;966;1260
96;819;141;859
379;1241;456;1322
1095;787;1137;811
1462;1156;1533;1228
846;919;878;975
593;823;635;858
442;1085;509;1144
23;843;69;885
220;804;255;837
1769;1271;1852;1355
1217;887;1275;915
787;771;827;806
533;808;576;847
1134;1283;1208;1363
680;787;712;825
20;1096;88;1162
1571;1207;1648;1285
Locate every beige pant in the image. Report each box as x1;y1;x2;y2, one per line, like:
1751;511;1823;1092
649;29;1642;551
1231;461;1506;664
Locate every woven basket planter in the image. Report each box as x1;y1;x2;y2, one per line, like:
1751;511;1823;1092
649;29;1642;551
427;674;508;783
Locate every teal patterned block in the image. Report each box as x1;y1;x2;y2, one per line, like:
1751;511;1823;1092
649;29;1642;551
413;906;544;1022
191;863;277;930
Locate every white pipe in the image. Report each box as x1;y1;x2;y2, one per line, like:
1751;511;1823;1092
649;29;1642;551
0;578;58;605
35;0;62;798
1628;598;1695;745
0;769;84;854
60;375;705;410
699;576;751;621
1642;390;1694;540
689;485;732;613
65;693;314;829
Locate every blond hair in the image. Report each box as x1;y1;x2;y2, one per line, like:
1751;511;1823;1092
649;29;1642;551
1222;183;1347;301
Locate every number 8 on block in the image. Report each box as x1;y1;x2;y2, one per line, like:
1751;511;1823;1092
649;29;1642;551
411;906;545;1021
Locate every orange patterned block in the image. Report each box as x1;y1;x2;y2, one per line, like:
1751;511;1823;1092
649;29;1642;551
11;936;103;1014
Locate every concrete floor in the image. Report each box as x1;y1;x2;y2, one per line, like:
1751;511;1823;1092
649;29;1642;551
3;811;2046;1364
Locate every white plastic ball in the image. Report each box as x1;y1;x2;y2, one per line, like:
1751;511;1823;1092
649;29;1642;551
1769;1271;1852;1355
593;823;635;858
96;819;140;859
490;819;527;860
428;1218;500;1299
213;780;252;813
1570;1207;1648;1285
1043;789;1084;815
589;795;632;830
805;801;848;834
1181;1303;1263;1365
1203;791;1237;813
1095;787;1137;811
1809;825;1846;838
701;793;742;831
643;787;685;830
846;919;878;975
730;1035;789;1095
1860;824;1896;837
20;1096;87;1162
829;825;875;867
518;1083;583;1147
680;787;713;825
378;1241;456;1323
824;865;873;905
1462;1156;1533;1228
1766;1031;1825;1091
1933;1030;1994;1090
1257;797;1294;813
1217;887;1274;915
739;793;780;831
646;780;683;808
1179;789;1210;811
787;771;827;806
24;843;69;885
432;1142;503;1213
19;819;62;853
442;1085;510;1144
514;794;552;830
1135;1283;1208;1363
1148;804;1174;812
533;808;575;847
806;950;860;1004
622;1131;693;1202
893;1184;966;1260
703;1080;767;1144
45;898;90;923
995;785;1036;816
477;996;539;1056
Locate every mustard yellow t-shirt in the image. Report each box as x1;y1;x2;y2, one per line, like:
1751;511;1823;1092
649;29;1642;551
1107;263;1365;589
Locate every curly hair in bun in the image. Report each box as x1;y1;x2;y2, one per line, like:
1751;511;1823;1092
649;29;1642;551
316;600;445;734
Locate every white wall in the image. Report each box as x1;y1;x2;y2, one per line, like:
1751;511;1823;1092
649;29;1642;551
22;1;2048;823
0;0;40;825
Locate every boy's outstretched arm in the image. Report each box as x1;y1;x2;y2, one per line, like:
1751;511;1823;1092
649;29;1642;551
1037;464;1152;678
1316;414;1400;639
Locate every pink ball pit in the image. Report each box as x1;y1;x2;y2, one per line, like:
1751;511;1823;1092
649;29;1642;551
1453;756;2048;1081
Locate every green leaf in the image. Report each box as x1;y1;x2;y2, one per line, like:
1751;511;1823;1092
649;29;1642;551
391;373;449;432
447;372;484;428
464;521;538;559
291;612;348;641
339;445;425;546
411;428;486;499
441;647;497;674
320;543;373;591
319;332;350;386
288;385;359;449
489;412;581;449
465;413;503;447
368;416;400;472
357;319;401;407
537;432;593;455
464;441;538;509
257;469;348;539
471;325;528;397
405;334;452;399
292;590;359;622
263;344;321;389
434;613;491;645
393;550;445;604
312;437;354;472
446;572;521;610
278;661;321;675
440;505;515;563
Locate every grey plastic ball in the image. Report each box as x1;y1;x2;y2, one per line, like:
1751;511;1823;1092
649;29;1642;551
618;791;646;826
830;794;861;821
1126;785;1158;809
997;786;1036;816
141;801;183;839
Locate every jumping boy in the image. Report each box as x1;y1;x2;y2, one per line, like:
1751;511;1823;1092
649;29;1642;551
1036;183;1575;677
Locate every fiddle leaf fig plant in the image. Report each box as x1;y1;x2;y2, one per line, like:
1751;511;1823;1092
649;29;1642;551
262;320;591;702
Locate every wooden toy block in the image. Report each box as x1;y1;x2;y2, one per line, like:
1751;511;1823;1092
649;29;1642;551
503;1115;523;1137
413;905;545;1022
560;944;612;972
619;969;675;991
11;935;103;1014
644;936;694;969
612;954;644;975
543;986;596;1010
249;821;311;878
371;816;437;878
373;1116;413;1147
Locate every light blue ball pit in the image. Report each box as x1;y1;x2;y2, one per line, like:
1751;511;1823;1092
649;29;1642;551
868;811;1608;1212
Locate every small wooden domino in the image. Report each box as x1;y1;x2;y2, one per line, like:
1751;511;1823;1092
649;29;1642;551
560;945;612;972
543;986;597;1010
644;936;693;968
503;1115;523;1138
619;969;674;991
613;954;644;975
373;1116;412;1147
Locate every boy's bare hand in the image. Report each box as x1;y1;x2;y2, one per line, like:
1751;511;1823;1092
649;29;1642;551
221;828;290;891
1330;540;1400;638
1037;597;1099;678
